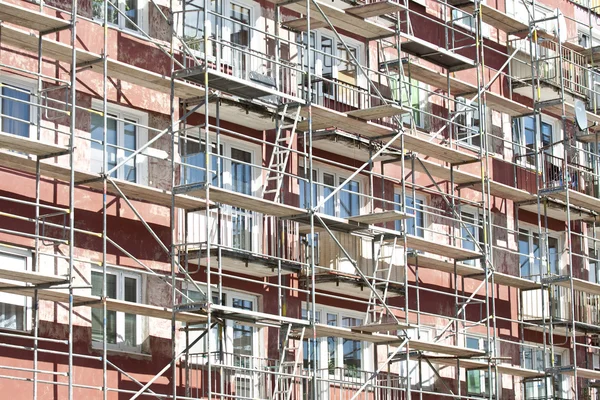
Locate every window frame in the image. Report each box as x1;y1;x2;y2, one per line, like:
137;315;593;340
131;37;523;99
90;267;144;353
455;96;481;149
301;302;373;381
512;114;560;169
0;74;37;139
459;207;484;266
0;245;33;332
394;190;427;238
521;344;568;399
518;224;562;281
390;76;425;129
92;0;148;34
90;99;149;185
465;335;496;397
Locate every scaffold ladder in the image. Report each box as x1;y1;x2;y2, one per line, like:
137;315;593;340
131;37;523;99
263;103;301;202
365;235;401;324
273;323;305;400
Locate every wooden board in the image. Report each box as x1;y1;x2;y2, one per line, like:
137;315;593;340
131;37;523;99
456;3;528;34
282;17;327;31
554;277;600;296
265;0;394;39
347;104;409;120
0;24;205;100
346;1;405;19
0;150;205;210
0;131;67;156
354;322;415;333
519;200;594;222
399;33;475;72
562;367;600;380
432;357;545;378
349;210;412;224
0;279;207;323
408;253;539;290
403;132;479;164
309;271;403;299
553;189;600;215
406;235;482;261
0;266;67;286
186;186;304;217
0;0;71;32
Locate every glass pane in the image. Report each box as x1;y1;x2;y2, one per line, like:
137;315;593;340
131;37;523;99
342;317;362;377
92;0;118;24
91;272;117;344
124;119;137;182
323;173;335;216
2;85;30;138
519;230;531;278
339;179;359;218
231;148;252;195
125;0;138;30
403;196;424;237
91;114;118;177
548;237;559;275
233;298;253;367
0;303;24;330
230;4;250;47
299;168;318;209
327;313;337;374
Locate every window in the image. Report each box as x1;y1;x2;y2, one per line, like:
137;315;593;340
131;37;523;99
183;0;218;54
0;247;31;331
297;163;363;218
301;304;372;378
92;0;146;32
230;3;251;77
90;101;148;184
398;328;434;389
394;193;425;237
519;228;559;281
590;247;600;284
460;210;483;266
391;77;423;128
466;336;495;397
1;76;35;138
183;288;259;397
91;269;142;352
455;97;481;148
522;346;566;399
180;139;222;185
513;116;555;166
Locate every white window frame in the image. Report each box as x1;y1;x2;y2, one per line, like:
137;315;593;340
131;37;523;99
398;327;434;389
518;224;562;281
92;0;149;34
455;97;481;149
464;335;495;397
90;99;149;185
0;245;32;332
184;132;263;253
521;343;569;399
451;8;490;38
0;74;37;139
303;162;367;219
393;189;428;238
459;206;483;266
301;302;373;381
513;114;560;169
90;267;144;353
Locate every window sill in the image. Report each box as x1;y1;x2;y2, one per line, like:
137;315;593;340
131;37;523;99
91;344;150;360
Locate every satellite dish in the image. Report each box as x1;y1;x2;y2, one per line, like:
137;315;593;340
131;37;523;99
574;99;588;130
554;10;567;44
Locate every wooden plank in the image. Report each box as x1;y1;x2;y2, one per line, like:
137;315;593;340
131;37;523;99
0;0;71;32
346;1;405;19
0;150;205;210
553;189;600;214
347;104;409;120
432;357;545;378
354;322;416;333
0;279;207;323
399;33;475;72
456;3;528;34
0;267;67;286
0;131;67;156
562;367;600;380
406;235;482;260
349;210;412;224
408;253;539;290
282;17;328;31
0;24;205;100
555;277;600;296
266;0;394;39
186;186;304;217
403;132;479;164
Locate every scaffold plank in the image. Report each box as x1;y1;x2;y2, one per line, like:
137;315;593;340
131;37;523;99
300;105;479;164
0;0;71;32
282;17;328;30
408;157;535;202
269;0;395;39
432;357;545;378
186;186;304;217
0;24;205;100
346;0;406;19
455;2;528;35
0;150;206;210
347;104;409;120
354;322;416;333
349;210;412;224
407;253;539;290
555;276;600;296
563;367;600;380
307;270;404;299
405;235;481;260
0;266;67;286
519;200;595;222
0;131;67;156
0;277;207;323
552;189;600;215
399;33;475;72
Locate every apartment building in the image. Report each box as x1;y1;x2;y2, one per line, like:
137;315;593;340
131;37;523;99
1;0;600;398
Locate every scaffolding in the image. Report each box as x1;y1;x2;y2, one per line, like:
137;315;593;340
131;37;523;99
1;0;600;398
